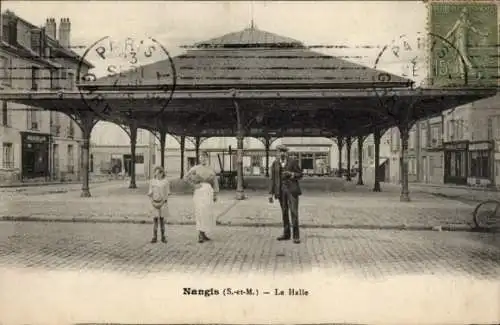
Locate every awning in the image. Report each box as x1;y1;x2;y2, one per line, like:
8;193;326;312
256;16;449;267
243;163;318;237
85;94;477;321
370;158;389;168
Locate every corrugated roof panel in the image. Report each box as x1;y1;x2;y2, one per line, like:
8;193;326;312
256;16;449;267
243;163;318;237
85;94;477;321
192;27;304;48
88;28;412;88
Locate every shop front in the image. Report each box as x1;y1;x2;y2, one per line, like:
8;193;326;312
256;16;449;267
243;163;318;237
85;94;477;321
467;141;494;187
21;132;50;180
443;141;468;185
286;145;331;176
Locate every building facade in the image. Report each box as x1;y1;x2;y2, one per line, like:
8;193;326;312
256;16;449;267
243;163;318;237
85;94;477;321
0;11;92;184
383;94;500;188
336;132;391;185
89;122;337;179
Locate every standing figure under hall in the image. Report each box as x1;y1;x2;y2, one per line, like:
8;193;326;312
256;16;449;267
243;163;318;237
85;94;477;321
184;151;219;243
268;145;303;244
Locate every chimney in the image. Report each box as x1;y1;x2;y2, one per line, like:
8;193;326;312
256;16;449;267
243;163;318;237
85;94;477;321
45;18;56;39
58;17;70;48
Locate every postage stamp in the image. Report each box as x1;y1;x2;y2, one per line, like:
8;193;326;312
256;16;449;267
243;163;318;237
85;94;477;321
428;2;498;87
76;36;177;120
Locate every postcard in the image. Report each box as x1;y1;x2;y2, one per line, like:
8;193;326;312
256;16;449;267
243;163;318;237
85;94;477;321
0;1;498;324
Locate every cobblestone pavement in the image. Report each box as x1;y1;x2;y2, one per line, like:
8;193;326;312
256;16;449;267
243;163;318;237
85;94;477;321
219;190;476;230
0;222;498;278
360;178;500;203
382;184;500;204
1;183;238;225
0;179;123;197
0;222;498;325
1;180;480;230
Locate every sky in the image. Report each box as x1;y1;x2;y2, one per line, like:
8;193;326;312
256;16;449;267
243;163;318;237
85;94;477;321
2;1;429;145
3;1;428;80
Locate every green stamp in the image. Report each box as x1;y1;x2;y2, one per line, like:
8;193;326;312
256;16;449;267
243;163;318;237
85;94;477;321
429;2;498;88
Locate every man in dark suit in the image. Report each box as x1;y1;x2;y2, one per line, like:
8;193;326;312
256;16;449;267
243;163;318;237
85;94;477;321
268;145;303;244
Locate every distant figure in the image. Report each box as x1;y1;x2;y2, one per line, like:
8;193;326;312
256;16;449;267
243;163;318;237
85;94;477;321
184;151;219;243
444;7;489;78
268;145;303;244
147;166;170;243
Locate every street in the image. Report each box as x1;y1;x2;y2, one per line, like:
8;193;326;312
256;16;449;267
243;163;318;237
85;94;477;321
0;222;498;277
0;222;499;324
0;180;484;230
0;181;499;324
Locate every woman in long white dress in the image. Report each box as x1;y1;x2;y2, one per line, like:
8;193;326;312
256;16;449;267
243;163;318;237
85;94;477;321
184;151;219;243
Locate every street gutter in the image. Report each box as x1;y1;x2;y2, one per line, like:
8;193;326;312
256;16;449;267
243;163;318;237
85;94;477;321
0;215;491;233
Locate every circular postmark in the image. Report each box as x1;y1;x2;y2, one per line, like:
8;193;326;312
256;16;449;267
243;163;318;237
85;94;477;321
371;33;435;122
373;33;427;89
76;36;177;121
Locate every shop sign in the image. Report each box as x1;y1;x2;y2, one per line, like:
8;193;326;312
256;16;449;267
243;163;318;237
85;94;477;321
23;133;48;144
286;146;330;153
443;142;468;150
469;142;492;151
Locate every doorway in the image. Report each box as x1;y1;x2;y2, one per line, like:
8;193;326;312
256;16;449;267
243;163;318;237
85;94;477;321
187;157;196;170
123;154;131;176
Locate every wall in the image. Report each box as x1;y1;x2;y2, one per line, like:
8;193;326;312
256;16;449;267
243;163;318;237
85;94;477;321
90;145;151;178
0;15;90;184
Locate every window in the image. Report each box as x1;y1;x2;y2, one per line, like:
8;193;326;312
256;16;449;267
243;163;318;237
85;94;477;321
67;72;74;89
61;69;67;80
2;143;14;169
53;143;59;168
367;145;374;158
445;151;467;178
407;158;417;175
420;126;428;149
409;131;416;149
301;153;314;170
447;120;455;140
28;109;39;130
50;69;59;89
31;66;40;90
0;56;11;85
68;122;75;138
490;115;500;140
487;118;493;140
456;120;465;140
135;155;144;164
67;145;74;173
391;128;400;151
470;151;490;178
430;125;442;147
250;155;260;167
495;116;500;140
1;101;10;126
50;111;60;125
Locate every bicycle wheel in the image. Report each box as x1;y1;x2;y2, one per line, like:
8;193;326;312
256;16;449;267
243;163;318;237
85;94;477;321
472;200;500;229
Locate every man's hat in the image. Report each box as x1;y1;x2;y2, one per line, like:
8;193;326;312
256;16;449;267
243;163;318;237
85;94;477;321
276;145;289;152
153;166;165;174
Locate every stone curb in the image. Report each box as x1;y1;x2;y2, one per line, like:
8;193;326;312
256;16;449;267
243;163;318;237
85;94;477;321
0;179;113;188
0;216;481;233
424;192;482;204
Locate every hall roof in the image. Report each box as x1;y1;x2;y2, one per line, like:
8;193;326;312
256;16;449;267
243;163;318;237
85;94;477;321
189;26;305;48
82;26;412;90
